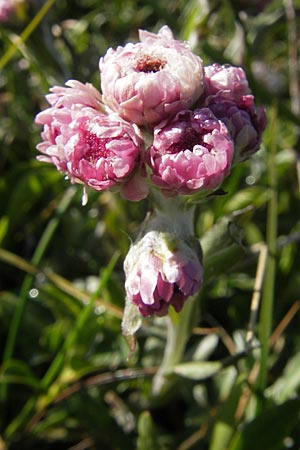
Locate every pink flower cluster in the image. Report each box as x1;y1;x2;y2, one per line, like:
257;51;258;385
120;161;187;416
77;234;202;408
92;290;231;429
36;28;266;202
35;26;266;319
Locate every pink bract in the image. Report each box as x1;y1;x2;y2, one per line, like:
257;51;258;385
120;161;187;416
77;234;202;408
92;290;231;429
147;108;234;195
124;230;203;317
35;80;147;201
99;25;204;126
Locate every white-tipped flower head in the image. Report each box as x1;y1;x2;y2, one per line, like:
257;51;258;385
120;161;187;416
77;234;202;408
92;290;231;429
35;80;148;202
147;108;234;195
100;26;204;126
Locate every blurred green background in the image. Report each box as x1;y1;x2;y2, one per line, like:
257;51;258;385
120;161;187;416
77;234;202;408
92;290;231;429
1;0;300;449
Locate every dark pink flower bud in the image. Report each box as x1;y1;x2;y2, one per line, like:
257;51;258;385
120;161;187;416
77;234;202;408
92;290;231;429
146;108;234;195
206;96;267;162
35;80;148;202
198;64;267;161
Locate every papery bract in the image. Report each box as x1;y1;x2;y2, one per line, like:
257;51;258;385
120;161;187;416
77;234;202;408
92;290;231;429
147;108;234;195
124;230;203;317
35;80;147;201
99;26;204;126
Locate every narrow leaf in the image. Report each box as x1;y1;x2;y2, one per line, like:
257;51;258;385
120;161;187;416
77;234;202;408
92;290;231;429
229;398;300;450
173;361;222;380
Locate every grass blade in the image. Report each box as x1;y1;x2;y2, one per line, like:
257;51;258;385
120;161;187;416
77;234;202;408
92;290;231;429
256;105;278;396
1;188;76;402
0;0;56;70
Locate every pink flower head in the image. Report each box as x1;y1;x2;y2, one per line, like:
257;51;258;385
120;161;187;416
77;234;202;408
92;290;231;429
0;0;15;22
198;64;267;162
206;95;267;162
35;80;148;202
124;230;203;317
147;108;234;195
200;63;251;104
35;80;103;172
99;26;204;126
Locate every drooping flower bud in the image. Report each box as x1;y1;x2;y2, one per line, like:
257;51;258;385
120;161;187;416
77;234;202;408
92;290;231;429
123;204;203;317
99;26;204;126
124;230;203;317
35;80;148;202
146;108;234;195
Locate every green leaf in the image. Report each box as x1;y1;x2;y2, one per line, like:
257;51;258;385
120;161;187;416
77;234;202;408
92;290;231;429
223;187;271;214
0;359;41;390
173;361;222;380
137;411;161;450
266;353;300;404
209;375;245;450
192;333;219;361
228;398;300;450
0;216;9;244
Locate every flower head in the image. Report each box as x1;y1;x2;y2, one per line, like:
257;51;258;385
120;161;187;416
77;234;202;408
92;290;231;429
99;26;204;126
0;0;15;22
35;80;147;202
199;64;267;161
200;63;251;104
124;230;203;317
0;0;24;23
206;95;267;162
146;108;234;195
